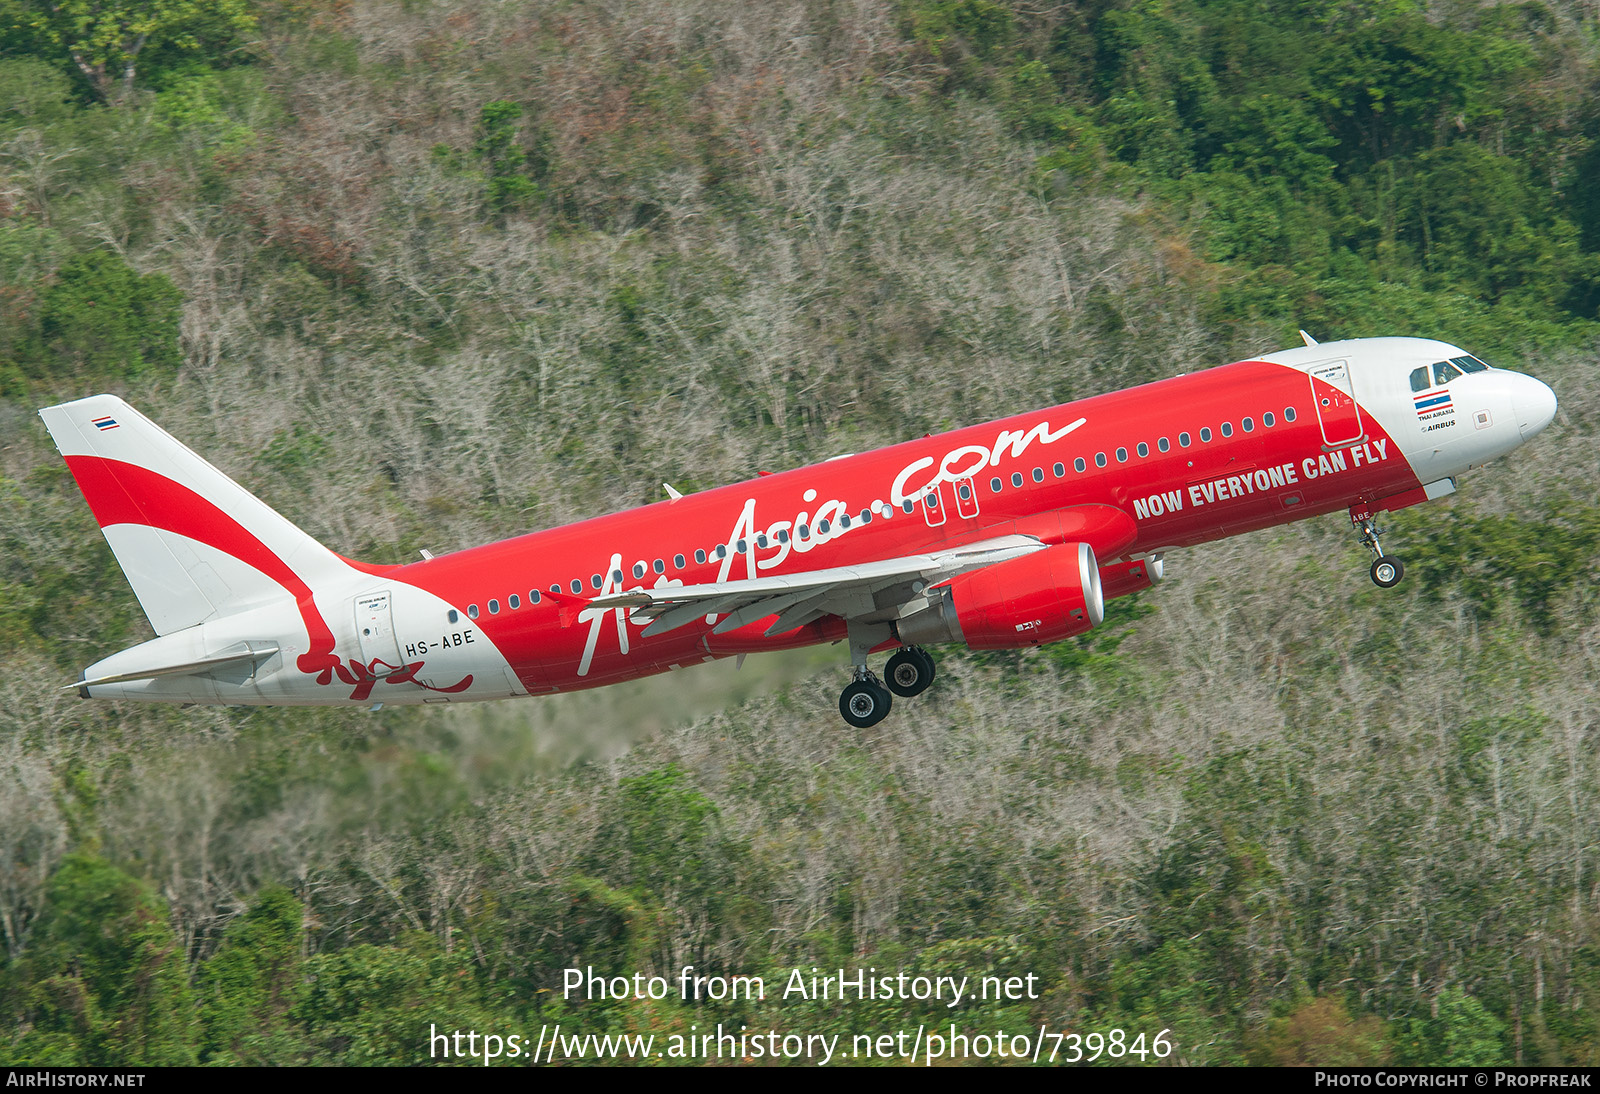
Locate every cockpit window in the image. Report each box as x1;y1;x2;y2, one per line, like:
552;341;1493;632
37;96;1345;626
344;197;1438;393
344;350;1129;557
1410;367;1429;392
1451;354;1489;373
1432;360;1463;386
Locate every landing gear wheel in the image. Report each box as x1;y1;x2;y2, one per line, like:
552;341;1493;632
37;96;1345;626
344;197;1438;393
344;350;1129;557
885;647;936;697
1370;555;1404;589
840;679;893;727
1352;508;1404;590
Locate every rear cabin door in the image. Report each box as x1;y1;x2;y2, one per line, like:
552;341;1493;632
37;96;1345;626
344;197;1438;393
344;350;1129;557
355;590;404;673
1308;359;1365;446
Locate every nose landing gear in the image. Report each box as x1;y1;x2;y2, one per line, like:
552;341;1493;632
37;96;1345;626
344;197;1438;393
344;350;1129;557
1351;504;1405;589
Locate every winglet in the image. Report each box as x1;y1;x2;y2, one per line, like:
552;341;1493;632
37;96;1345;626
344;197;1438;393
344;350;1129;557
1299;329;1319;347
663;483;683;501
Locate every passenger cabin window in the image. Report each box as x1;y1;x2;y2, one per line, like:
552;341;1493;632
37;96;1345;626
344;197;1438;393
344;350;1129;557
1284;407;1297;422
1052;462;1065;478
468;604;479;619
509;594;520;609
570;579;582;594
991;477;1003;492
653;559;665;573
1263;412;1275;427
529;590;541;604
448;609;459;624
1011;472;1024;487
1410;367;1429;392
633;562;646;579
695;549;707;564
591;574;603;589
1241;417;1253;433
1095;452;1107;467
1200;428;1212;442
1031;467;1044;483
1179;432;1191;447
1136;442;1149;457
674;554;685;569
1220;422;1233;438
1157;437;1170;452
612;569;623;584
1115;447;1128;462
488;599;499;614
1074;458;1086;472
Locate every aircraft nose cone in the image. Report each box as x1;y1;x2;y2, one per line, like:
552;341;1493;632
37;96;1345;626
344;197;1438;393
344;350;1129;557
1514;375;1557;440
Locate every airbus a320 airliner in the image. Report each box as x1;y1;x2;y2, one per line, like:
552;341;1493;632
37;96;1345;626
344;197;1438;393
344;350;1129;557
40;335;1557;727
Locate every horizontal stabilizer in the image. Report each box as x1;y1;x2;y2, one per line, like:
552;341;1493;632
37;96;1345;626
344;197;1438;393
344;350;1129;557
66;641;280;692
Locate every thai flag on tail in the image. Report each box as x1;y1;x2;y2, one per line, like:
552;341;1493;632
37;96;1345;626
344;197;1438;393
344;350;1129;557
1414;390;1451;416
90;415;119;431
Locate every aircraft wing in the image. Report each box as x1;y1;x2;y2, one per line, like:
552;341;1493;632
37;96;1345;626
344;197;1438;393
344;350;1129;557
584;534;1046;638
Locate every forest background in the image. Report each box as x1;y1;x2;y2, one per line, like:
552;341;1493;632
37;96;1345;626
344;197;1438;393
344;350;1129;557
2;0;1600;1067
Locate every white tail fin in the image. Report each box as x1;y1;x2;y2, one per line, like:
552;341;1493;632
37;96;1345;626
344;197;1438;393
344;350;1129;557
39;395;366;635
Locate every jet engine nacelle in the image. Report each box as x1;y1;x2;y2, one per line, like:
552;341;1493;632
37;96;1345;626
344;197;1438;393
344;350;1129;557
897;542;1105;650
1099;555;1164;600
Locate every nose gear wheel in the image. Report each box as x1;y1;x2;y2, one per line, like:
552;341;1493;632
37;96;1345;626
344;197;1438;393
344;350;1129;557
1351;505;1405;589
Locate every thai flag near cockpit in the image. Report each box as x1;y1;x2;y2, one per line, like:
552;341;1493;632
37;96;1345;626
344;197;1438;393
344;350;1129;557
1414;390;1452;415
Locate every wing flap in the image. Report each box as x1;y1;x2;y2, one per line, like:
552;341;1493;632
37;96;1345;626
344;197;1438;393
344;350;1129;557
601;533;1047;634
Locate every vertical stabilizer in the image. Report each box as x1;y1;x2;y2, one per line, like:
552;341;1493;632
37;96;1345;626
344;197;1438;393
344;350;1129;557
39;395;366;635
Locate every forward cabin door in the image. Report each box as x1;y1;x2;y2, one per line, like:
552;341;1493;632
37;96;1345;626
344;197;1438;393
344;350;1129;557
1308;359;1365;446
355;590;404;673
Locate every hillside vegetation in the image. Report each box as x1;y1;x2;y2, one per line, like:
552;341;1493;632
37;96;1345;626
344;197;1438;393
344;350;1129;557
2;0;1600;1065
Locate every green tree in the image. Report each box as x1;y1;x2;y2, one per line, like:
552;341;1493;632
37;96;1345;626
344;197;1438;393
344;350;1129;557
33;250;182;381
1;0;255;103
1396;987;1509;1065
4;854;195;1065
473;100;541;215
199;887;305;1065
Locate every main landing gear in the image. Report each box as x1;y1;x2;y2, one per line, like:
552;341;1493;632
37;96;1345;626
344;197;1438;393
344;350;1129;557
1351;504;1405;589
838;622;937;727
840;672;893;728
885;646;936;697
